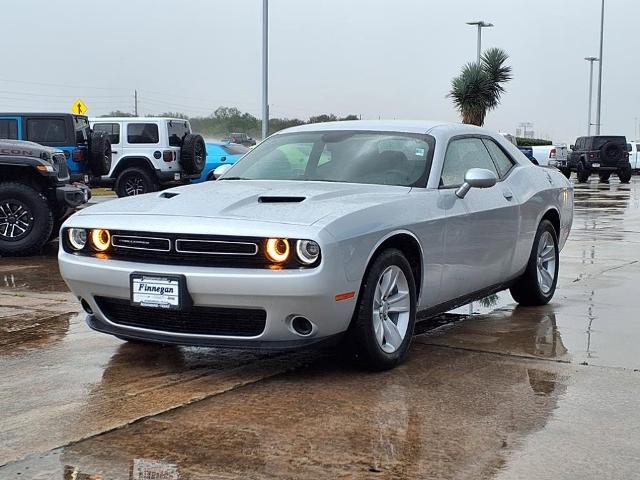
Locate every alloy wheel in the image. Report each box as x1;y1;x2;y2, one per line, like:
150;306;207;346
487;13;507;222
0;200;34;241
124;176;146;196
372;265;411;353
536;231;557;294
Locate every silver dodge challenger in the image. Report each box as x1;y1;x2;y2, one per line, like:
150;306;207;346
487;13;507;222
58;121;573;370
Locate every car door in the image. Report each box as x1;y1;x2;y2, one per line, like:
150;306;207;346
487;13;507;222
437;136;519;303
92;121;123;178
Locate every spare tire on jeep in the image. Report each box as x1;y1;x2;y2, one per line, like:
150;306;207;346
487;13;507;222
180;134;206;174
88;131;112;176
601;141;623;162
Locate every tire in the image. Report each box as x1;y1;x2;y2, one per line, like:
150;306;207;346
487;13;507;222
114;167;158;197
560;168;571;179
0;182;54;256
576;161;590;183
601;142;623;162
510;220;559;306
88;131;112;176
599;171;611;183
618;166;632;184
346;248;417;370
180;134;206;174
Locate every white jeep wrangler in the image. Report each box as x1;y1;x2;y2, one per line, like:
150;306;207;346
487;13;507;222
90;117;206;197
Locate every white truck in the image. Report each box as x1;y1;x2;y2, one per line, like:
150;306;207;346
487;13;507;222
628;141;640;172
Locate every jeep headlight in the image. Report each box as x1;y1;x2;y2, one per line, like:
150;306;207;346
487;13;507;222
67;228;87;251
296;240;320;265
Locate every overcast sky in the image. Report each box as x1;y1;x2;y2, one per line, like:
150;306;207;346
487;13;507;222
3;0;638;142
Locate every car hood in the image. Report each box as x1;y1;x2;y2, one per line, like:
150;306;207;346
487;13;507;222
77;180;411;226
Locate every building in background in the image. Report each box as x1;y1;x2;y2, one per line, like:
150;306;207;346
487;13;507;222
516;122;535;139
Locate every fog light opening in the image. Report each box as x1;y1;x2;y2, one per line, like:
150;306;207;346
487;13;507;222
291;316;313;336
80;298;93;315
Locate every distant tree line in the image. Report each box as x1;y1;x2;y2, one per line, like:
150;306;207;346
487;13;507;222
516;137;552;146
102;107;359;139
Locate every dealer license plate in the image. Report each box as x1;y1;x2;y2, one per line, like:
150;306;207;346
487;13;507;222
131;274;182;310
592;163;600;168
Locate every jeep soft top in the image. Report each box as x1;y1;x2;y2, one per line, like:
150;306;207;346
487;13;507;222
0;139;90;256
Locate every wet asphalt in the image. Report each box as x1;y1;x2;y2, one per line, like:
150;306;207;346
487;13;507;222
1;178;640;479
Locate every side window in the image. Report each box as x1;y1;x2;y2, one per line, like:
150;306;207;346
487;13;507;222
127;123;159;144
0;119;18;139
93;123;120;144
26;118;67;143
440;137;498;188
482;138;515;177
167;121;190;147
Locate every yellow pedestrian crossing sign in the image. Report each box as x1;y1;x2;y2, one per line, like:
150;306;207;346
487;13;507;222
72;98;88;115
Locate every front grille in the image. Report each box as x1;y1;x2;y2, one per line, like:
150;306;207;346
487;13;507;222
175;239;258;255
95;296;266;337
53;153;70;181
112;235;171;252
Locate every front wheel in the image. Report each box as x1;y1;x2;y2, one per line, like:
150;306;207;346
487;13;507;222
0;182;53;256
114;167;158;197
347;249;417;370
510;220;559;306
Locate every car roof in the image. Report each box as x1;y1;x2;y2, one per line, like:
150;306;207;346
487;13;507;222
0;112;85;118
89;117;188;122
278;120;488;136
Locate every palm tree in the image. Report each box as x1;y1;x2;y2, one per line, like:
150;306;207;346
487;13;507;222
448;48;513;126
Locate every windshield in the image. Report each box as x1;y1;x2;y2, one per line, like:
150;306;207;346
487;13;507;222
222;130;435;187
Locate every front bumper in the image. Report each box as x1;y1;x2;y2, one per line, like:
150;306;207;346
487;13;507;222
58;251;360;347
56;184;90;208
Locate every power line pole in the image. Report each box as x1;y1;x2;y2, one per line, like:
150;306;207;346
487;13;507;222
595;0;605;135
134;90;138;116
261;0;269;140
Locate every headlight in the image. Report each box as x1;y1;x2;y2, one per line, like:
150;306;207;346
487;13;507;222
67;228;87;250
90;229;111;252
296;240;320;265
265;238;290;263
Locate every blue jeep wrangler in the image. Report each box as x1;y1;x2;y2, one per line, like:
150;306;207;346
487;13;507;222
0;113;111;182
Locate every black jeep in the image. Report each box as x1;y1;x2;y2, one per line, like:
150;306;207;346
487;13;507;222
566;136;632;183
0;140;90;256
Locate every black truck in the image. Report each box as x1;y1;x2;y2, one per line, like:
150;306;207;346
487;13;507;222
0;139;90;256
564;136;632;183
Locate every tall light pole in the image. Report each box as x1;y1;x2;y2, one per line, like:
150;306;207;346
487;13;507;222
595;0;605;135
585;57;599;136
466;20;494;63
261;0;269;140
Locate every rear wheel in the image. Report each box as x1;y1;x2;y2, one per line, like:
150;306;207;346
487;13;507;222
576;161;590;183
599;171;611;183
510;220;559;306
618;166;632;184
346;249;417;370
114;167;158;197
0;182;53;256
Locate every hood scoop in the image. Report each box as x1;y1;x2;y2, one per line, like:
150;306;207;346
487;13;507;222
258;196;306;204
160;192;180;199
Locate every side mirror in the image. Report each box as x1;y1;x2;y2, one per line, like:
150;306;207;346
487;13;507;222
213;164;232;179
455;168;498;199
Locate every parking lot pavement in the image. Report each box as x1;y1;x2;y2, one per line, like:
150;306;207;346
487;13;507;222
1;178;640;479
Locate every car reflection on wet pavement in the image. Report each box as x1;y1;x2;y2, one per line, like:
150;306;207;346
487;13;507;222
1;178;640;479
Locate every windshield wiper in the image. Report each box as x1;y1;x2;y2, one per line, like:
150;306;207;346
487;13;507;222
219;176;249;180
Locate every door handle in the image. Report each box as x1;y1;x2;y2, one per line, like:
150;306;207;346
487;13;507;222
503;190;514;200
111;150;118;154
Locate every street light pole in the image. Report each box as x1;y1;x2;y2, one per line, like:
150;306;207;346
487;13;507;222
595;0;605;135
585;57;599;136
261;0;269;141
466;21;494;63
